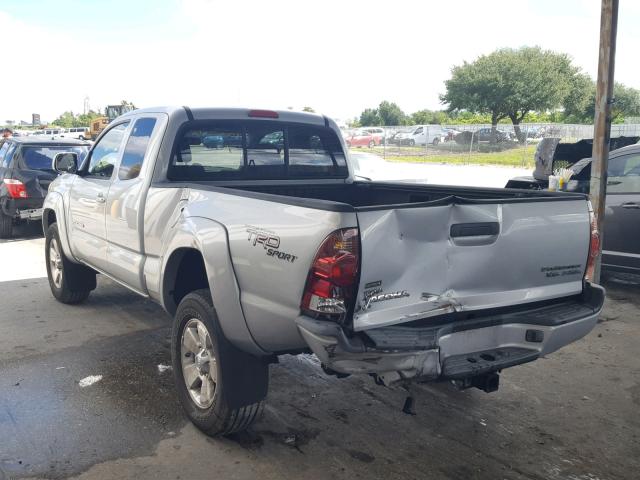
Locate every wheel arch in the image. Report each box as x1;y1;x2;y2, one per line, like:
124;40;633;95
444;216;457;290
43;192;77;263
160;217;267;356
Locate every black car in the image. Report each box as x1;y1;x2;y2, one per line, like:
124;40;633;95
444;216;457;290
0;137;90;238
454;128;513;144
506;138;640;274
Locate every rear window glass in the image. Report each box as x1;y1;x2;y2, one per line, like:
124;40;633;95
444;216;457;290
168;120;347;181
22;146;89;171
172;123;245;180
288;125;346;177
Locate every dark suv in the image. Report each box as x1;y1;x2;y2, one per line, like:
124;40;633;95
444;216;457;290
0;137;90;238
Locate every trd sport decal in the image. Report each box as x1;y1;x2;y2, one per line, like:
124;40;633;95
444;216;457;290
246;226;298;263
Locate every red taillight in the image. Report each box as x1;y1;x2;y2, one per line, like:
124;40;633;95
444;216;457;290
4;179;27;199
585;201;600;283
301;228;360;318
248;109;279;119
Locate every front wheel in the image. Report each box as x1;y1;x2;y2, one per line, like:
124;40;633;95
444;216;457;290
45;223;96;304
408;139;415;146
432;137;440;146
172;289;268;436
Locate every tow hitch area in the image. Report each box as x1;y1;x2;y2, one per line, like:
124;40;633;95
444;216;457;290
453;372;501;393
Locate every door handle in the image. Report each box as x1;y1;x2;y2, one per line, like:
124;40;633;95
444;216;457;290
96;193;106;204
450;222;499;238
621;202;640;209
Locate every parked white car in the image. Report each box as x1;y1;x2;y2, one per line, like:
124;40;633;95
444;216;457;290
32;128;66;138
396;125;446;146
61;127;89;140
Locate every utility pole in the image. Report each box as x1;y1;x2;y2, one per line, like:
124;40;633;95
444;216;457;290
589;0;619;283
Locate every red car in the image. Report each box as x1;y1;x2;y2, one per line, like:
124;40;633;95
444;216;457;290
345;129;381;148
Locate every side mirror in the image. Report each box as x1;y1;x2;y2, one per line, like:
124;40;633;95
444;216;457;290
53;152;78;174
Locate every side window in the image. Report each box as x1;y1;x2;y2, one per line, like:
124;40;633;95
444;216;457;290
118;117;157;180
86;122;129;178
608;154;640;193
3;144;17;168
414;127;423;134
0;142;10;167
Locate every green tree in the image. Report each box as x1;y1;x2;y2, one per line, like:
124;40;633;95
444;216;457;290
359;108;381;126
76;110;102;127
563;80;640;123
562;73;594;122
377;101;407;126
52;111;75;128
302;106;315;113
410;109;451;125
442;47;580;142
610;84;640;123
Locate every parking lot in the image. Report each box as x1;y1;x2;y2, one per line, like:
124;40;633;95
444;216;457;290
0;217;638;480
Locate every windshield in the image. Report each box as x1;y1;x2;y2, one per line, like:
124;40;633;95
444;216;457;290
22;146;89;171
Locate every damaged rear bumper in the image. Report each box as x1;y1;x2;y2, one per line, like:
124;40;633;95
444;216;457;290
296;283;605;384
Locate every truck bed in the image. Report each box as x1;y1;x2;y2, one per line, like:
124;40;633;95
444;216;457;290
227;181;587;210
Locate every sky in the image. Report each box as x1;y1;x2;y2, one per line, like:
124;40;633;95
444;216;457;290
1;0;639;124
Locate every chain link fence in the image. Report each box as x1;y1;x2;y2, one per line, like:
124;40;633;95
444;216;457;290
342;123;640;168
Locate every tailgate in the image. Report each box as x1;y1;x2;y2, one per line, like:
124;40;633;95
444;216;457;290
353;199;590;331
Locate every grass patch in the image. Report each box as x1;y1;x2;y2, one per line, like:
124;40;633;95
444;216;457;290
379;144;536;168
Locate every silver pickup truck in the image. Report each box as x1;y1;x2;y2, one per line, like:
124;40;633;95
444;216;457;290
43;107;604;436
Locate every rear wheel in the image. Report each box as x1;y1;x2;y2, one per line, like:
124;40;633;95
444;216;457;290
45;223;96;304
368;140;375;148
172;289;268;436
0;213;13;239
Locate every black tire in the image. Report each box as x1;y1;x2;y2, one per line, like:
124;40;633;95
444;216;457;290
45;223;96;304
172;289;268;436
432;137;440;146
368;140;375;148
409;139;415;146
0;213;12;239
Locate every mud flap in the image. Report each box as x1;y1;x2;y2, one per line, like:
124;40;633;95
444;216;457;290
217;338;269;409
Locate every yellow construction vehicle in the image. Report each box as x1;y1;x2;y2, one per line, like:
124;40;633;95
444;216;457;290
86;104;135;140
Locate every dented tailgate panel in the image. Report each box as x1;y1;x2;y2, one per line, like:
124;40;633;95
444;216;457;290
353;200;590;331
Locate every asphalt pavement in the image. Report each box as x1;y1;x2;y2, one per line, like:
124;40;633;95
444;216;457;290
0;219;639;480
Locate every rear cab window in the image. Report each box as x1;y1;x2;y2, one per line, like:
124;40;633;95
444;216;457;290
168;120;347;181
